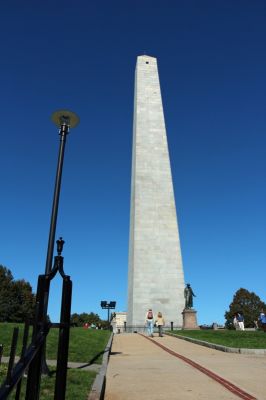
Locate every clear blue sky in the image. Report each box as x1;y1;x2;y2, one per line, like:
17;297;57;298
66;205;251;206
0;1;265;325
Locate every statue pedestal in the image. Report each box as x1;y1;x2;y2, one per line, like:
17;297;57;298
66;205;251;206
182;308;200;329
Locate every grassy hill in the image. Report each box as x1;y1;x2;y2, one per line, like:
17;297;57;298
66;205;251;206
0;322;110;363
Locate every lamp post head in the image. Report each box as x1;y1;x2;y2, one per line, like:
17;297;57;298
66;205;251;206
51;110;79;129
101;301;116;309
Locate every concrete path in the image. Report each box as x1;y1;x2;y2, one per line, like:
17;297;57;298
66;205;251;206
104;333;265;400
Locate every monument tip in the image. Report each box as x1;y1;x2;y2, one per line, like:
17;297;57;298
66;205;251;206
137;54;157;62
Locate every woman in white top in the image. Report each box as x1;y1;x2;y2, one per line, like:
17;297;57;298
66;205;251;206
155;312;165;337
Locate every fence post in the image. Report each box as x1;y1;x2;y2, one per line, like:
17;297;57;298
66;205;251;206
6;327;19;385
15;321;30;400
0;344;3;365
26;274;50;400
54;274;72;400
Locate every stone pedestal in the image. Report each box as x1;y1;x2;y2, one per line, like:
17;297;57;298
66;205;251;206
182;309;200;329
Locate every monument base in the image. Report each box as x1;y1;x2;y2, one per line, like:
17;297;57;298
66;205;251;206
182;308;200;330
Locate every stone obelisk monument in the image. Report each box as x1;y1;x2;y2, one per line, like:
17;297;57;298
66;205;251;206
127;55;185;328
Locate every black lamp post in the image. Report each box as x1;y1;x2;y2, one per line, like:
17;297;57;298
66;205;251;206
22;111;79;399
41;110;79;374
101;301;116;323
45;110;79;275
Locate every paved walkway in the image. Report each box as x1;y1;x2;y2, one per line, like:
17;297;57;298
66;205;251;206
104;333;265;400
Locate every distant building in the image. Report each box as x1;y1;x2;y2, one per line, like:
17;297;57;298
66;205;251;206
112;312;127;333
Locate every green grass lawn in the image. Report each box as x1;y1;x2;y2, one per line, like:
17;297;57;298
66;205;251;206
0;323;110;363
170;329;266;348
0;323;111;399
0;365;96;400
47;326;111;363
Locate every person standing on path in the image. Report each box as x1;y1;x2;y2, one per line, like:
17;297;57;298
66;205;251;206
155;312;165;337
145;309;154;337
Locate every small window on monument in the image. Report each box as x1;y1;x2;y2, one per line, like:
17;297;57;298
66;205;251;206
146;61;149;64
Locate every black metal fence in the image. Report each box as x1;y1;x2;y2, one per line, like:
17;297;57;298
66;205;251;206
0;249;72;400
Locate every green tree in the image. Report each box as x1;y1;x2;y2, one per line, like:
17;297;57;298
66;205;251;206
0;265;14;321
70;312;102;327
70;313;80;326
9;280;36;322
225;288;266;328
86;312;101;325
0;265;35;322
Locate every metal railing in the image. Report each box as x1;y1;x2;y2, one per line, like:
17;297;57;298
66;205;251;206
114;322;182;334
0;248;72;400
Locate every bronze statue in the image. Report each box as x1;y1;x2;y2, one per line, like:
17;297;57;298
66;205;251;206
184;283;196;309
